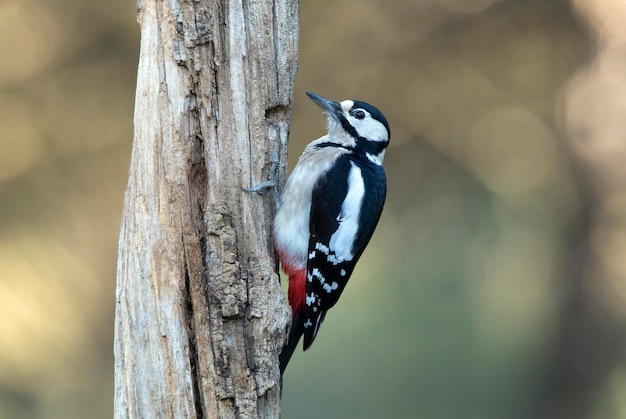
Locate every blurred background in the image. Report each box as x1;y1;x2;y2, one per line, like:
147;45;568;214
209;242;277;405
1;0;626;418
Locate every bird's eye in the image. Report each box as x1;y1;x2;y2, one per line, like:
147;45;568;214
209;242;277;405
352;109;366;120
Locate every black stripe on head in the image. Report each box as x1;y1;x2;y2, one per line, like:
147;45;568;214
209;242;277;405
337;114;360;139
352;100;391;139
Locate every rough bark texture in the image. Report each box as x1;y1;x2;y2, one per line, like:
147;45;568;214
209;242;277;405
114;1;298;418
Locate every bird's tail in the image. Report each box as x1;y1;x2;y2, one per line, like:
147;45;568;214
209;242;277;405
279;310;305;375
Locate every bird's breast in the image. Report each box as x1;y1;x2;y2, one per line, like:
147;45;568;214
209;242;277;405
273;143;349;268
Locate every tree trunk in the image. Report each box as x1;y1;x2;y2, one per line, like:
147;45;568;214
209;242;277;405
114;1;298;417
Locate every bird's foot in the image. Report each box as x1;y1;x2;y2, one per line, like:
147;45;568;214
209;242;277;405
243;151;281;208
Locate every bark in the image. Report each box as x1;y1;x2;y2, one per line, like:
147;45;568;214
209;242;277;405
114;1;298;417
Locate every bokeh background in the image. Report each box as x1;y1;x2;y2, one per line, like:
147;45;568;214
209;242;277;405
2;0;626;418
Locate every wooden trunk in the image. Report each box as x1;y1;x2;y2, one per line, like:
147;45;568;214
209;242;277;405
114;1;298;417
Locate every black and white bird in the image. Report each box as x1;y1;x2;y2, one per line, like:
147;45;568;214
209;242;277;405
274;92;390;374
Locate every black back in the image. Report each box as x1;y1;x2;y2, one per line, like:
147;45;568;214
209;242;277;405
302;154;386;349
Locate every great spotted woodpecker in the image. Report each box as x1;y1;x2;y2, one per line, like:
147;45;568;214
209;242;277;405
274;92;390;374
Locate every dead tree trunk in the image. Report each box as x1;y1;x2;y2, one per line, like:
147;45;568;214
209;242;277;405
114;1;298;417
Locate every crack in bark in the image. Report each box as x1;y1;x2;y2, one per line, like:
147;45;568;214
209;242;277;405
182;244;205;419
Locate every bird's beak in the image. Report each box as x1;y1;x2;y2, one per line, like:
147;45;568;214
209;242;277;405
306;92;342;119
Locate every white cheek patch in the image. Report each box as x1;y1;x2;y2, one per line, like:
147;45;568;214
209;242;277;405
355;118;389;143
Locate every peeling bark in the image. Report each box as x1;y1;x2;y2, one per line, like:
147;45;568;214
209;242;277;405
114;1;298;417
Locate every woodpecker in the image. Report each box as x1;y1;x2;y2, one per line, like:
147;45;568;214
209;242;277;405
275;92;390;374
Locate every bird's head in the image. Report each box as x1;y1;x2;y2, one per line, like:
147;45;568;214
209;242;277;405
307;92;390;151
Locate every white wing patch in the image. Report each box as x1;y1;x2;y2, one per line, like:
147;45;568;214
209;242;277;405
315;242;330;255
308;268;325;284
328;162;365;262
312;312;324;336
323;281;339;293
